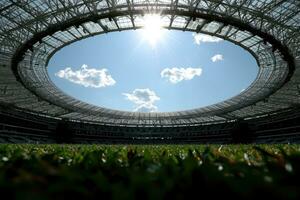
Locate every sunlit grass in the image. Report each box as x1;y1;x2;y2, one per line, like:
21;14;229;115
0;144;299;199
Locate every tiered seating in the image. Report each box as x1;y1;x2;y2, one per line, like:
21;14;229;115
1;106;300;144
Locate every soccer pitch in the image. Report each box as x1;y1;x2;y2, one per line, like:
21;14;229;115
0;144;299;199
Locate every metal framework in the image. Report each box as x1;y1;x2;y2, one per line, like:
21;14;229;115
0;0;299;127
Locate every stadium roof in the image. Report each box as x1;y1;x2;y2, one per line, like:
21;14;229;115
0;0;299;127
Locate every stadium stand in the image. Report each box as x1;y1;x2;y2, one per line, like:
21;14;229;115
0;0;299;143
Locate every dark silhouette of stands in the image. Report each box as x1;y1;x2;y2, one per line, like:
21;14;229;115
1;105;300;144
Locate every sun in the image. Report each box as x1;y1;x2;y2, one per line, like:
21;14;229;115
140;14;165;47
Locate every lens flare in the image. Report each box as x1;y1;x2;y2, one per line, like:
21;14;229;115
140;14;165;47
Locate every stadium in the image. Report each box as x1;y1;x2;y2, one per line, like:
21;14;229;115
0;0;299;144
0;1;300;199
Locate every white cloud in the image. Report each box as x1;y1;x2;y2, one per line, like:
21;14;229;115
193;33;223;45
123;88;160;112
160;67;202;84
133;104;158;112
211;54;223;62
55;64;116;88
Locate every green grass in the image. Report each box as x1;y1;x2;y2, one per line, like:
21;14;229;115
0;144;300;199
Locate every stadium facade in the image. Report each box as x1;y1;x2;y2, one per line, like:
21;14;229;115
0;0;299;143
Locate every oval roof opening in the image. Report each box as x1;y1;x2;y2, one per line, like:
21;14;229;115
48;30;258;112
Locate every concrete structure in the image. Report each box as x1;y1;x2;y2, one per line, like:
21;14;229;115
0;0;299;143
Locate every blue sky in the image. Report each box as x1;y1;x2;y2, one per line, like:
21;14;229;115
48;29;258;112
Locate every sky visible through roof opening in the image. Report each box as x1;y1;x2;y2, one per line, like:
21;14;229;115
48;19;258;112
